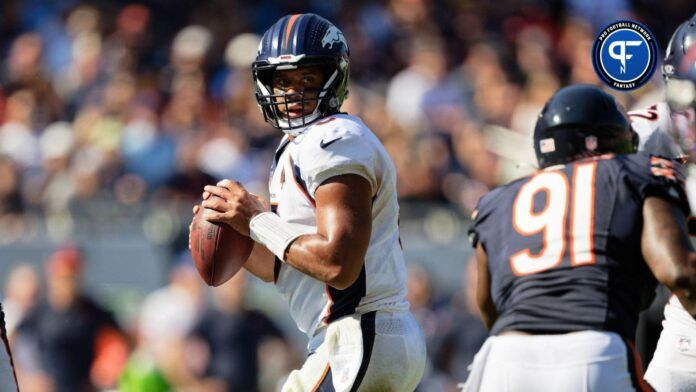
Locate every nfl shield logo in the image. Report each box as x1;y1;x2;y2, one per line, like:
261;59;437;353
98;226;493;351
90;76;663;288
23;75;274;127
586;135;598;151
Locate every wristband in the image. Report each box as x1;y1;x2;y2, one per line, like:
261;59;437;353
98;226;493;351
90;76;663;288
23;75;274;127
249;212;311;261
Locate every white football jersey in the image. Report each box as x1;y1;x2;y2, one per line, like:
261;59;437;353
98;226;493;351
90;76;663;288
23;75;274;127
630;102;696;211
268;114;409;340
663;295;696;330
628;102;685;158
631;103;696;343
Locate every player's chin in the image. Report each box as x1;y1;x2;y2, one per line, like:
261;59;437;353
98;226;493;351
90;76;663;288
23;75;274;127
281;111;303;120
279;107;318;121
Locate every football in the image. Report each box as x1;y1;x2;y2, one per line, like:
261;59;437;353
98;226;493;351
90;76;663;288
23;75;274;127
189;198;254;286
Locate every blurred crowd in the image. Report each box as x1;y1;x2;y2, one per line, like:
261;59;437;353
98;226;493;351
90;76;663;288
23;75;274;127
1;0;695;390
4;246;486;391
6;247;294;391
2;0;694;243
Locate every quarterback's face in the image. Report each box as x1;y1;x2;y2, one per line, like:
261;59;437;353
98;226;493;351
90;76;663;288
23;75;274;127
272;66;324;119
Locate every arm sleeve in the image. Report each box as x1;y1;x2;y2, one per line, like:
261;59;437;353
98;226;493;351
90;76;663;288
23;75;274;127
625;154;690;215
300;132;378;197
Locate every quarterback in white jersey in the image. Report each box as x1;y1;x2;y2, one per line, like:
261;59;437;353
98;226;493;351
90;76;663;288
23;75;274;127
631;14;696;391
628;101;696;208
198;13;425;392
268;113;411;337
629;102;696;391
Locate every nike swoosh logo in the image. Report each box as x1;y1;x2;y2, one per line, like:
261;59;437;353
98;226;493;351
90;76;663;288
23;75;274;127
320;137;343;149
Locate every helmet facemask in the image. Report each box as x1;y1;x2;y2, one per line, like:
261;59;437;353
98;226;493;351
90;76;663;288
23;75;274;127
253;58;348;136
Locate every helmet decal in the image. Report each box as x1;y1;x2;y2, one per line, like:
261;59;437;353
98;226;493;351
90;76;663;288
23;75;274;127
539;138;556;153
321;26;347;50
533;84;637;168
283;14;301;51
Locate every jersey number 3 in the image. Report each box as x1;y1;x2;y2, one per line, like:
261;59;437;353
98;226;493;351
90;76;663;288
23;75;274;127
511;162;597;276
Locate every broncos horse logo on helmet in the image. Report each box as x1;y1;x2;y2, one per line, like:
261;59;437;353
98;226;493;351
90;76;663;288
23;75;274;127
252;14;350;135
321;26;347;50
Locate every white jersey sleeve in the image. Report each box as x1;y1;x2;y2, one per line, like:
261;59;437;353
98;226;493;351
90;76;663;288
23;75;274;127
629;102;685;158
296;118;379;197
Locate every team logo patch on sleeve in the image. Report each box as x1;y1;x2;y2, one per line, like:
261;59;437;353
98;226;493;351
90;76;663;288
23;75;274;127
650;156;685;185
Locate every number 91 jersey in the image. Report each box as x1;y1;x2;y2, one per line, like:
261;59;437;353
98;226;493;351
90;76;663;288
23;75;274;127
468;152;690;340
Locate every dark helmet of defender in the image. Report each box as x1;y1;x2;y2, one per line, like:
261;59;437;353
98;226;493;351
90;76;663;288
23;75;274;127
252;14;349;134
534;85;638;168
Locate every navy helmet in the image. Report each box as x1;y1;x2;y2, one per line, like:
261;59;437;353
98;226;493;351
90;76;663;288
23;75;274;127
252;14;349;134
663;13;696;81
664;14;696;111
534;85;638;168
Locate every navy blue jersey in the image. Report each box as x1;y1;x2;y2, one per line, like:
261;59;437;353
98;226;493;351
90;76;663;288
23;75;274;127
469;153;689;340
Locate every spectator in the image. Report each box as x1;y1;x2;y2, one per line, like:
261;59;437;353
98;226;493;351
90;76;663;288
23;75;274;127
0;88;40;168
386;35;447;133
0;32;62;127
434;256;489;385
2;263;40;337
186;271;289;392
406;265;453;391
13;246;127;392
0;155;24;215
136;254;204;388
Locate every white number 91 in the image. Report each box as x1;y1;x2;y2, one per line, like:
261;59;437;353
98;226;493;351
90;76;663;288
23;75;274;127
510;162;597;276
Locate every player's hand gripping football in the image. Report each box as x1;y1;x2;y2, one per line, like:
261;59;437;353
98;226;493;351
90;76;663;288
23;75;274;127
200;180;269;237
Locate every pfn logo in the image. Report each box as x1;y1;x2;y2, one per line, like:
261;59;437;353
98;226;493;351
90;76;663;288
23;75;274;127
592;20;658;90
608;40;642;74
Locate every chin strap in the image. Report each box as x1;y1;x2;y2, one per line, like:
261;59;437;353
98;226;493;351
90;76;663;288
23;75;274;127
277;111;323;136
